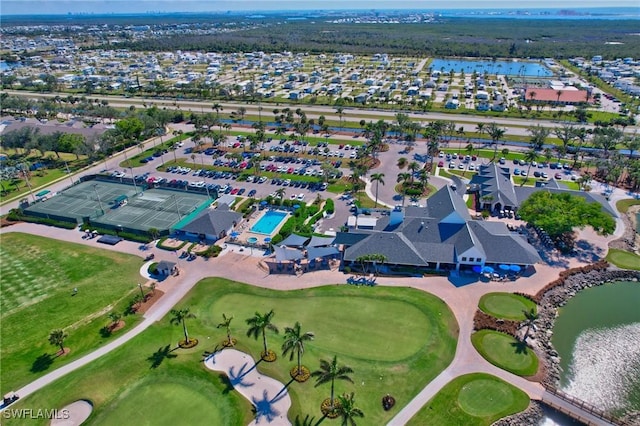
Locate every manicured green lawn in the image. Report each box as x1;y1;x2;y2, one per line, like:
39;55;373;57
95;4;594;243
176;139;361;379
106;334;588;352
606;249;640;271
471;330;539;377
91;375;233;426
407;373;530;425
478;293;537;321
8;278;458;425
0;233;145;394
616;198;640;214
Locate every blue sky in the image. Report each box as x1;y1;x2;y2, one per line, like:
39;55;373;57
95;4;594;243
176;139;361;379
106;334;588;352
2;1;638;15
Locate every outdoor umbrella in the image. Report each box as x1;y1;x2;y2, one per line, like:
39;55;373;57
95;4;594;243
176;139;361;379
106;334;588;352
472;265;483;273
509;265;522;272
481;266;494;274
499;264;510;271
260;200;268;206
230;231;240;237
264;237;272;243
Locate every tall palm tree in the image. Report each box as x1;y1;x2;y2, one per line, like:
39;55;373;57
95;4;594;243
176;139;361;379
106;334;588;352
370;173;385;208
274;187;286;205
170;308;196;345
407;161;420;183
246;310;279;360
336;392;364;426
475;122;486;141
396;172;411;207
49;329;68;354
282;322;315;379
520;308;538;342
521;148;539;186
211;103;223;119
487;122;506;161
312;356;354;410
217;313;234;346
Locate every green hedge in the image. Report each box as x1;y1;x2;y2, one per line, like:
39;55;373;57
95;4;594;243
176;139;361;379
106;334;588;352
6;210;77;229
325;198;335;214
157;237;188;251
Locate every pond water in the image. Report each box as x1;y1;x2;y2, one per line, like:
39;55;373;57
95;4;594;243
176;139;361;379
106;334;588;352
547;281;640;423
429;58;553;77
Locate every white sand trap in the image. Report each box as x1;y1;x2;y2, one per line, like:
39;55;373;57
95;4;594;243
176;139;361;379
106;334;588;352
205;348;292;426
50;400;92;426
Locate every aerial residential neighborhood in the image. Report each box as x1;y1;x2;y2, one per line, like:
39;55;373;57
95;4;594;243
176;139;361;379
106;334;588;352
1;4;639;426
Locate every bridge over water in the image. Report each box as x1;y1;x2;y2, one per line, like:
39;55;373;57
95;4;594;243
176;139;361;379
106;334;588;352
541;386;628;426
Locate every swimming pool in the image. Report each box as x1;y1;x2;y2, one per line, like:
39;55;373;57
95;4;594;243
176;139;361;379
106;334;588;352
430;58;553;77
250;211;288;235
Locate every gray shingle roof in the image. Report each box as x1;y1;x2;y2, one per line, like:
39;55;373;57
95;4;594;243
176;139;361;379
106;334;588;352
471;163;519;208
468;221;541;265
344;232;427;266
177;208;241;236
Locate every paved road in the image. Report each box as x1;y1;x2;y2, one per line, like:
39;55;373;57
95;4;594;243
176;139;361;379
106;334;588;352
5;90;637;136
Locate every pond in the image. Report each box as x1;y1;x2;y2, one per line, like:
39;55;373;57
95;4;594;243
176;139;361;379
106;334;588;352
429;58;553;77
550;281;640;420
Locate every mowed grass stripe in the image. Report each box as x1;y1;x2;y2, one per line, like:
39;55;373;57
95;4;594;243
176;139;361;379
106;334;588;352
0;233;145;394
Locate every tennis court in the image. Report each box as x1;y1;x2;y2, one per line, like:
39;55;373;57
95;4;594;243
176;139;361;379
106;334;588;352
24;179;211;234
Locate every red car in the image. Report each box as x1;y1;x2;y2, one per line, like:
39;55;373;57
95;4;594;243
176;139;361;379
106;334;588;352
554;173;563;179
287;167;294;174
230;188;239;195
438;161;444;167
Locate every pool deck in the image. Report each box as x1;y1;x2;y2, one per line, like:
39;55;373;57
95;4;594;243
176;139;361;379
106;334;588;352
235;209;291;244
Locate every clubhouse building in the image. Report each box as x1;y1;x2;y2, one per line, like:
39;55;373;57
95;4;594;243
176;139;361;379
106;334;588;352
335;185;541;273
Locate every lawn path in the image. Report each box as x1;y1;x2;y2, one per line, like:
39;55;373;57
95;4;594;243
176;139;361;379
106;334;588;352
205;349;292;426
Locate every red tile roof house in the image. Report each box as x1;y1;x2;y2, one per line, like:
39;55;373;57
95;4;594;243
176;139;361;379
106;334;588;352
523;88;593;105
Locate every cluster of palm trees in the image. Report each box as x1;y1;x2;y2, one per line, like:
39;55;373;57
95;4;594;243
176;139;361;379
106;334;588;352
171;307;365;423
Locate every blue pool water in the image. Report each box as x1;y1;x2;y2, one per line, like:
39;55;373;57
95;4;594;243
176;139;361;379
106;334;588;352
250;211;287;235
430;59;553;77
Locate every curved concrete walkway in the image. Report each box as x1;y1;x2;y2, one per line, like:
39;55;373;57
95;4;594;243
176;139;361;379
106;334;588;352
205;349;291;426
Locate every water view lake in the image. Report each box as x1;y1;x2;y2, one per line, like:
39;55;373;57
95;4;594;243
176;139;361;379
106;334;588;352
551;281;640;418
429;58;553;77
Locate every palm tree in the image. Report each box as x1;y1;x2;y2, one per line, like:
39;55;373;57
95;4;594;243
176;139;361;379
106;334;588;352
274;187;286;204
170;308;196;345
335;106;345;129
49;329;68;354
246;310;279;360
487;122;506;161
475;122;486;141
335;392;364;426
217;313;235;346
370;173;385;208
396;172;411;207
312;356;354;411
407;161;420;183
282;322;315;379
521;148;539;186
211;103;223;119
520;308;538;342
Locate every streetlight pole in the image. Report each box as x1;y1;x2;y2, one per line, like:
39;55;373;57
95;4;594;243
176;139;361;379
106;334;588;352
63;160;74;186
93;184;104;214
138;282;145;299
22;165;36;202
173;194;182;220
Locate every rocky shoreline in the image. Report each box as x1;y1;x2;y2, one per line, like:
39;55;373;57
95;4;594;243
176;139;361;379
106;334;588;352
531;268;640;388
491;268;640;425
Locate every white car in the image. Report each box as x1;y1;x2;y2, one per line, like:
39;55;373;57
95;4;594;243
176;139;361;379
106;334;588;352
297;193;305;201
